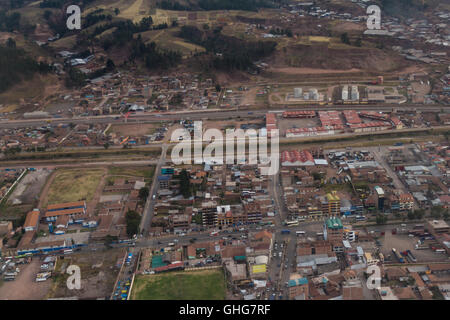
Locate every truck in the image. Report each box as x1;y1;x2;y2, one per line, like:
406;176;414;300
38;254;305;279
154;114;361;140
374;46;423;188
210;231;219;237
392;248;404;263
406;250;417;262
281;229;290;235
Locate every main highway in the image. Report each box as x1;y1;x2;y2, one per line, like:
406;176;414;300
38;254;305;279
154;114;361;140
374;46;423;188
1;104;449;129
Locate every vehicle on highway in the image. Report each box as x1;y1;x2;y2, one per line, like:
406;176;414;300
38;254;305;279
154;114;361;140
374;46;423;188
285;220;299;227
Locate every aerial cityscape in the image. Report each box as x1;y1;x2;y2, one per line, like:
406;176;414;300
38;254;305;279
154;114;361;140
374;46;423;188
0;0;449;305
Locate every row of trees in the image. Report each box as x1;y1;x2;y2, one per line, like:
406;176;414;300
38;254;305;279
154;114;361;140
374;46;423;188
128;36;181;70
0;44;52;93
179;25;277;71
158;0;276;11
340;33;362;47
375;206;449;225
269;27;293;37
0;11;21;32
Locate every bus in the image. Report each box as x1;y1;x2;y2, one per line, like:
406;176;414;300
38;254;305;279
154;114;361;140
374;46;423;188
355;215;366;222
296;231;306;237
285;220;299;227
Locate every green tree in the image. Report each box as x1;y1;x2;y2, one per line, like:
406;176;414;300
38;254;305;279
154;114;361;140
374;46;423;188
431;206;443;219
376;214;388;225
443;210;449;220
139;187;150;201
43;10;51;21
414;209;425;220
6;37;15;48
340;33;350;45
106;58;115;71
103;142;110;149
179;169;192;198
126;210;141;237
215;84;221;92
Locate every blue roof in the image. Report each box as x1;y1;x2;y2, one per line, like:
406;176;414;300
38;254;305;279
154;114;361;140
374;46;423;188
158;175;171;181
287;277;308;287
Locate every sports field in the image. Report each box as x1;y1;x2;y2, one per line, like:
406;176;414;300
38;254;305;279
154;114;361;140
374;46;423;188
131;269;226;300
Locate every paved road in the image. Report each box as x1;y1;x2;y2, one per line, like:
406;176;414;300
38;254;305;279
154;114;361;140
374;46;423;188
370;146;408;193
2;105;450;129
140;144;168;235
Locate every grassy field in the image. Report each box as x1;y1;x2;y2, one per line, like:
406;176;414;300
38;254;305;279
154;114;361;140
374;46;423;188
139;28;206;57
131;269;226;300
108;166;155;179
46;168;104;205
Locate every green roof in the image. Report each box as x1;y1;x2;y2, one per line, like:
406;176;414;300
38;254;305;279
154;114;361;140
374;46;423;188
326;217;343;229
151;255;167;268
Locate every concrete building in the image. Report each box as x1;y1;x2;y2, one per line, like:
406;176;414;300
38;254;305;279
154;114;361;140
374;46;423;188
342;85;349;100
351;86;359;101
294;88;303;98
324;217;344;243
288;276;309;300
326;191;341;216
375;186;385;211
426;220;450;237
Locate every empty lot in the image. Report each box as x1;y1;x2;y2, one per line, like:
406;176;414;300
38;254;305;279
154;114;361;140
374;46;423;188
131;269;226;300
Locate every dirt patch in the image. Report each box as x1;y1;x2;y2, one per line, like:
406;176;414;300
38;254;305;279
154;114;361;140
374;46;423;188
109;123;160;136
9;169;52;205
269;44;409;73
48;249;125;299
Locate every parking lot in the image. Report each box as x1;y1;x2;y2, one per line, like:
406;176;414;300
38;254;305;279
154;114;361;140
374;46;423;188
0;259;51;300
367;223;450;263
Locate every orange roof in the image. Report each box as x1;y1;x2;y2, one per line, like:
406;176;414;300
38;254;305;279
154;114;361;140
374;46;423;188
47;201;85;211
45;208;85;218
254;230;273;241
24;211;39;229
